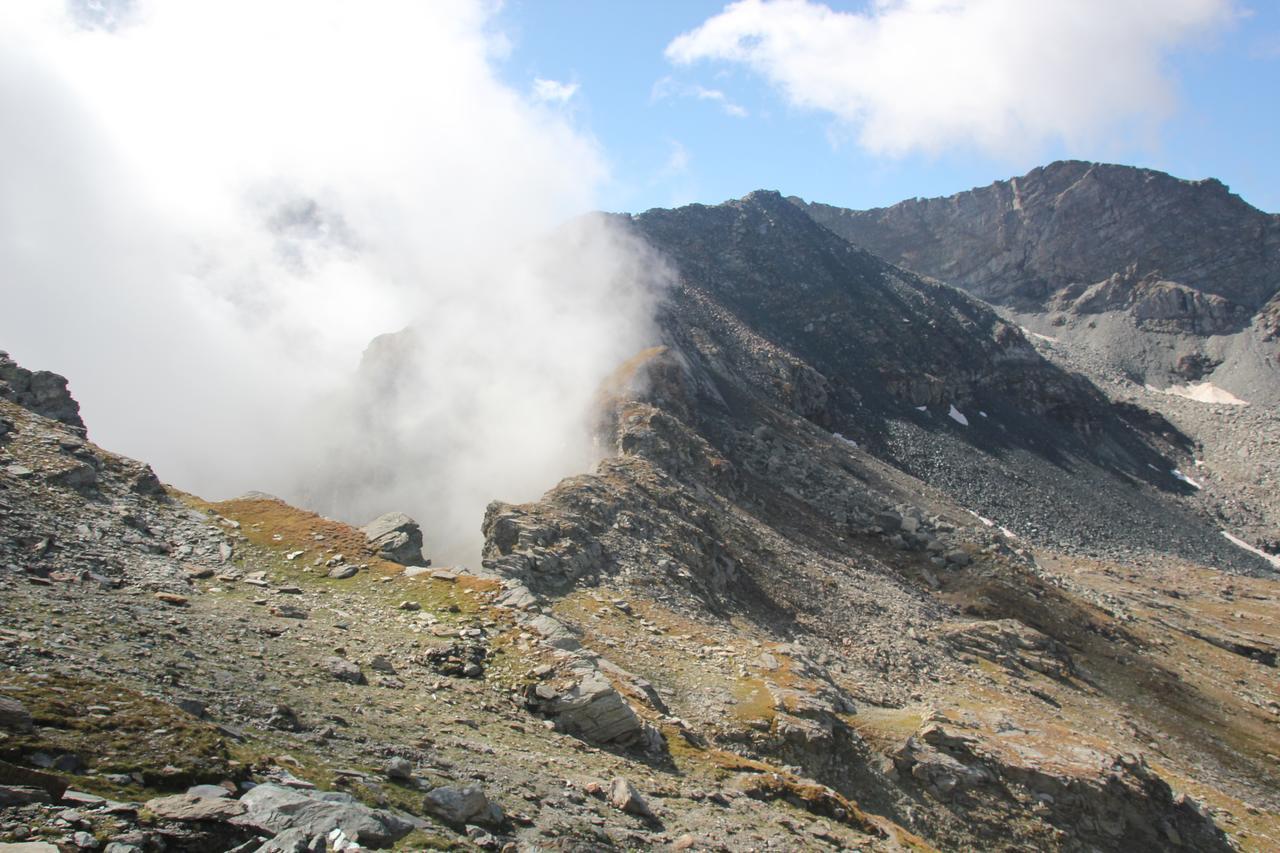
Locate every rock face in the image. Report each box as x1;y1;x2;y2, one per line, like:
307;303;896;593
360;512;426;564
794;160;1279;314
0;351;83;431
793;161;1280;402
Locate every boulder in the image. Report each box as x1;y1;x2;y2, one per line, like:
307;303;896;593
360;513;426;564
145;792;247;822
237;783;414;848
326;657;366;685
422;784;503;827
528;670;645;745
608;777;652;817
384;757;412;781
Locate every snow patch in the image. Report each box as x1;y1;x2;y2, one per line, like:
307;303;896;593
978;411;988;418
833;432;858;448
1150;382;1250;406
966;509;995;528
1170;469;1202;489
999;526;1018;540
915;405;928;413
1021;326;1059;343
1221;531;1280;570
948;405;969;426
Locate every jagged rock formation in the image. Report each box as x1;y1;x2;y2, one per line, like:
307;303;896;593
0;351;83;432
793;161;1280;404
361;512;427;565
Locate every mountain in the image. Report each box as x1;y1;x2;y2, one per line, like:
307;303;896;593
792;161;1280;404
2;184;1278;851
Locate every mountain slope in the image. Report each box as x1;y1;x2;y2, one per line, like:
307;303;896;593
625;191;1261;571
792;161;1280;404
479;194;1280;849
2;190;1278;852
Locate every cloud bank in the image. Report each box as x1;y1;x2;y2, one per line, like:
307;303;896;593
667;0;1237;156
0;0;665;563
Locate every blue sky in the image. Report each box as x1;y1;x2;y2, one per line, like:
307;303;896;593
496;0;1280;214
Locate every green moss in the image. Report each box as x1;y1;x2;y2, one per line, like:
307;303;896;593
0;672;237;794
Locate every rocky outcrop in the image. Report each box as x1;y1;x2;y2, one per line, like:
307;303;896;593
794;160;1279;316
0;351;83;431
792;161;1280;398
893;724;1232;851
238;783;417;847
524;667;647;746
360;511;426;564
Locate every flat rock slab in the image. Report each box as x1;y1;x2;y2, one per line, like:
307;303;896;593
237;783;415;847
146;793;247;822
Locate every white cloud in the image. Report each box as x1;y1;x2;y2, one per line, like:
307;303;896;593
661;140;692;177
0;0;666;564
652;75;749;117
692;85;750;117
666;0;1238;156
532;76;580;103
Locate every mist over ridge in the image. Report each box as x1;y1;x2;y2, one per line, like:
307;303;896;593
0;1;668;563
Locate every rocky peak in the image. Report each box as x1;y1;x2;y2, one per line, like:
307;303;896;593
0;351;84;432
793;161;1280;402
793;159;1279;315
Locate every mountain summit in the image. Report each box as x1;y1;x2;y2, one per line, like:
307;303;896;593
793;161;1280;403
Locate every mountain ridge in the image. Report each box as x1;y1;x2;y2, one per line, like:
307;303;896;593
2;169;1279;851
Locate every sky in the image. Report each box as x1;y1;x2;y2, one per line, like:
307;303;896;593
1;0;1277;562
498;0;1280;213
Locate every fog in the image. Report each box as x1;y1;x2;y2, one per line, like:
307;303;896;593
0;1;668;564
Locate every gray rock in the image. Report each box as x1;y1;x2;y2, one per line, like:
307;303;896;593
47;462;97;490
326;657;366;685
495;585;538;610
145;793;246;822
0;695;33;732
422;784;503;827
384;757;412;781
608;777;652;817
945;549;972;566
0;351;84;428
186;784;232;799
237;783;414;847
531;670;644;745
252;828;326;853
0;785;51;807
874;510;903;532
525;614;580;651
327;565;357;580
360;512;426;564
71;832;99;850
